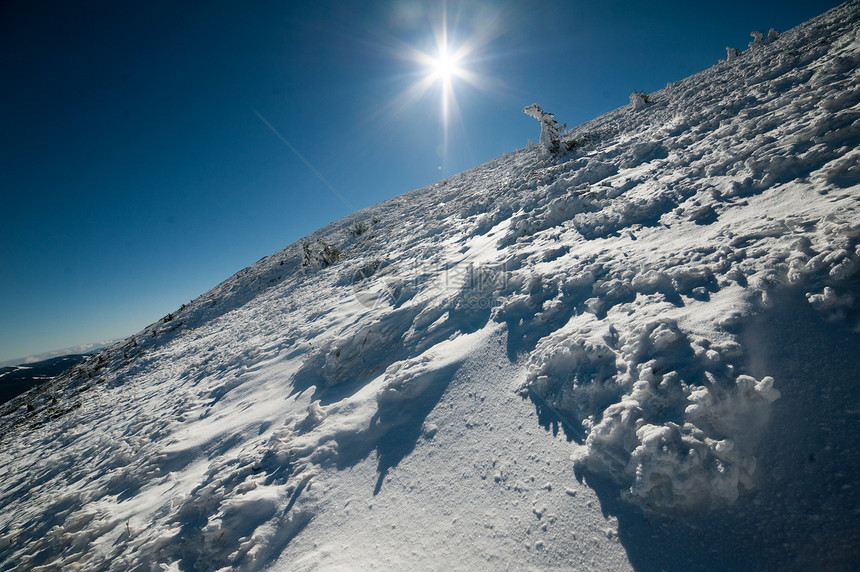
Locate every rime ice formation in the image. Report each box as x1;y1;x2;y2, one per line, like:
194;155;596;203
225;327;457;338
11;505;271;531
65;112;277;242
523;102;563;153
2;2;859;570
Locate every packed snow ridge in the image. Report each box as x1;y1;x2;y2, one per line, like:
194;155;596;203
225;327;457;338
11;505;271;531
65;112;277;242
2;2;859;570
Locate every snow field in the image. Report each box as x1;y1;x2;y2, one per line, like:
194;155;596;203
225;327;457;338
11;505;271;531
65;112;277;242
0;1;859;569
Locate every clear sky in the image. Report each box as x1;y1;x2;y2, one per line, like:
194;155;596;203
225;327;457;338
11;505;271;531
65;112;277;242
0;0;844;365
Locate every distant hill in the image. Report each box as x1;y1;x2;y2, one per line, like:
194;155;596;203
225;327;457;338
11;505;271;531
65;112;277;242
0;354;89;405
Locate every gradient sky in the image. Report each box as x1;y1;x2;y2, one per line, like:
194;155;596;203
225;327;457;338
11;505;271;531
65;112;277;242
0;0;843;364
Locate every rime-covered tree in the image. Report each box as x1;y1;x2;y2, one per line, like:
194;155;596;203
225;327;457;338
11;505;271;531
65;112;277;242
726;46;740;62
748;30;764;49
523;103;561;153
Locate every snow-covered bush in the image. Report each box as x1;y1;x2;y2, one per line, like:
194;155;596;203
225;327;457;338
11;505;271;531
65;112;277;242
523;103;562;153
348;221;368;236
629;91;650;110
302;239;342;268
301;241;313;266
748;28;780;49
726;46;740;62
749;30;764;49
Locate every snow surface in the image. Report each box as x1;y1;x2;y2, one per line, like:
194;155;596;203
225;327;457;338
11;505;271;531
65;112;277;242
2;2;860;570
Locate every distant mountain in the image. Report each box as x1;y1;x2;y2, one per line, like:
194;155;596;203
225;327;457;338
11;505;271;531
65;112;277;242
0;2;858;570
0;340;118;369
0;354;89;405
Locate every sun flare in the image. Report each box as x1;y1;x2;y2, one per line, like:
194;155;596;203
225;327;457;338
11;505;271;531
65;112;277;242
381;3;503;171
414;24;474;159
428;47;463;84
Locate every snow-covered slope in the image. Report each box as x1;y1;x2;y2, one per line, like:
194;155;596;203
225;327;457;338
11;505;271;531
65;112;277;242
2;2;859;570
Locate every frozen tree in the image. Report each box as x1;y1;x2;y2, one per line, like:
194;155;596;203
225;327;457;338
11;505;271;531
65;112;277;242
726;46;740;62
523;103;561;153
767;28;780;42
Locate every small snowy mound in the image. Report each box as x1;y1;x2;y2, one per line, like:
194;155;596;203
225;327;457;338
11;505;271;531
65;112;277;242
522;316;780;510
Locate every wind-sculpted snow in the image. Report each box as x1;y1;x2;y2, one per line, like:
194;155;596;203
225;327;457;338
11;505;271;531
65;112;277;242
1;2;859;570
504;1;860;510
522;314;780;509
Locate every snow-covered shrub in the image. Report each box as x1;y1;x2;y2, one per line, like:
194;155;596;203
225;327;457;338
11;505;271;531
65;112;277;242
726;46;740;62
348;221;368;236
318;240;341;266
629;91;650;110
748;30;764;49
747;29;780;52
523;103;562;153
301;239;342;268
565;132;597;151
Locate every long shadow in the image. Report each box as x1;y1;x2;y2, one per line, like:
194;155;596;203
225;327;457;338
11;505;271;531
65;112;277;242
503;282;592;361
321;359;465;499
579;285;860;570
371;362;461;495
291;303;490;408
523;388;583;443
316;303;492;495
738;286;860;569
579;472;759;572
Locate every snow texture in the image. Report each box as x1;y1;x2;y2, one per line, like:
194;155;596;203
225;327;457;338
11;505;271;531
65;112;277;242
1;2;859;570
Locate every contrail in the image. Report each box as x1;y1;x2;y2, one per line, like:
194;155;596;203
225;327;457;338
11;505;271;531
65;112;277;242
251;107;354;211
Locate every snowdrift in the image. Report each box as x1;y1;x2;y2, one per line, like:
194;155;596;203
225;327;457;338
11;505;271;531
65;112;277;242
1;2;859;570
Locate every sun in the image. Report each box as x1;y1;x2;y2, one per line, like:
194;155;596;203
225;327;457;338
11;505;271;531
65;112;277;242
413;24;474;157
377;3;503;171
428;45;463;84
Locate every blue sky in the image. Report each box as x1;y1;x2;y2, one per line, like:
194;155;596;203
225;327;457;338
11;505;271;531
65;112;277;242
0;0;843;364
